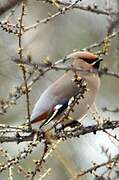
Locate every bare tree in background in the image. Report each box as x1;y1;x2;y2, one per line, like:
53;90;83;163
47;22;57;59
0;0;119;179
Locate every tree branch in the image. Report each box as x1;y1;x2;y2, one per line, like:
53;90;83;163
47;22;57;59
0;120;119;143
46;0;118;16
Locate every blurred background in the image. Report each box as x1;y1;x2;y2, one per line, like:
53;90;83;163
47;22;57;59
0;0;119;179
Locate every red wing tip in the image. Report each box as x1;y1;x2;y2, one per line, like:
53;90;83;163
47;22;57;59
31;112;49;124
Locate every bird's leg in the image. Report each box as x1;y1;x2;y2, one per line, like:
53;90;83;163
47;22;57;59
90;103;104;127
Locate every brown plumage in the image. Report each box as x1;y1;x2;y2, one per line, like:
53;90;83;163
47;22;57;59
30;51;102;128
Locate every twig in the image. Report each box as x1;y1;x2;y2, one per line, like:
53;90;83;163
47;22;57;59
17;3;31;125
73;154;119;179
0;133;39;173
103;129;119;142
0;147;13;180
102;106;119;113
13;58;119;79
84;31;119;50
46;0;118;16
39;168;51;180
30;141;49;180
1;120;119;143
24;0;82;32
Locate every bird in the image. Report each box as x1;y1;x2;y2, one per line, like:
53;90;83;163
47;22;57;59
30;51;103;129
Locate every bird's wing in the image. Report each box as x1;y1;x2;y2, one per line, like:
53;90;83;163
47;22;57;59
30;100;69;127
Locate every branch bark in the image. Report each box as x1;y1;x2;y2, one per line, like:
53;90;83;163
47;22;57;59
0;120;119;143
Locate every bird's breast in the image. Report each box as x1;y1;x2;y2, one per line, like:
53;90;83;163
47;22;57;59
69;73;100;121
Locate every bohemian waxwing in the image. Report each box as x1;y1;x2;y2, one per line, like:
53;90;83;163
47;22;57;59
30;51;103;128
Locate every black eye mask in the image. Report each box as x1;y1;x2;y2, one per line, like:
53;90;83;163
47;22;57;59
81;57;103;69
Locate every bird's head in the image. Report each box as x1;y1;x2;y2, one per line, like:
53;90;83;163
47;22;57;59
67;51;103;70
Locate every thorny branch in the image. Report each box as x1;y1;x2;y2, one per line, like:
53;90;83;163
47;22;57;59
1;120;119;178
13;57;119;79
17;4;31;126
24;0;82;32
45;0;119;16
73;153;119;179
1;120;119;143
0;133;39;173
102;106;119;113
30;141;49;180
